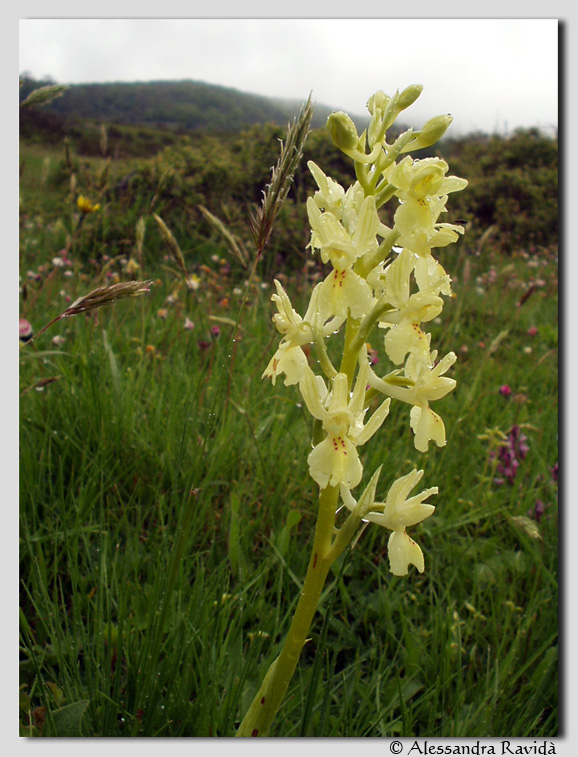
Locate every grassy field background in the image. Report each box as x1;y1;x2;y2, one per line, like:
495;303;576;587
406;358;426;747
18;116;558;737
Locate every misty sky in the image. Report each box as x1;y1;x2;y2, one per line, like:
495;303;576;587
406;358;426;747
19;18;558;136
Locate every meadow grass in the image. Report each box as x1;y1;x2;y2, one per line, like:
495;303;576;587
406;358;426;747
19;137;558;738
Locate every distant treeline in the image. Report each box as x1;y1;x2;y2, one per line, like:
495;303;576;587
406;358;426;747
19;76;557;258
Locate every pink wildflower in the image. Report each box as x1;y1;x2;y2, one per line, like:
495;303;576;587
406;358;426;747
19;318;33;342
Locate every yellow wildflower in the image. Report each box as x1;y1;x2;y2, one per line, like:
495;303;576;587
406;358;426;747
77;195;100;214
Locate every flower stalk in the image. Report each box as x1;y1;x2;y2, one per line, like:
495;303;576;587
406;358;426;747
237;484;338;737
238;86;467;736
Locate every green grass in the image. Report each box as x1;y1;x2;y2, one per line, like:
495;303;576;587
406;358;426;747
19;138;558;738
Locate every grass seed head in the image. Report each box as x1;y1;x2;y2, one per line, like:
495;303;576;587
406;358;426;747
64;280;154;316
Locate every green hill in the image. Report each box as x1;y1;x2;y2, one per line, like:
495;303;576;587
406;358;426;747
19;77;366;133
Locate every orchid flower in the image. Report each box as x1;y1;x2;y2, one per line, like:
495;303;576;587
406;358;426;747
341;468;436;575
299;360;391;489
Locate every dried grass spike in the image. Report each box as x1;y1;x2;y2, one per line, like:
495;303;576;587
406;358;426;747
153;214;196;290
250;94;314;256
199;205;249;268
20;84;68;109
19;280;153;349
65;280;154;316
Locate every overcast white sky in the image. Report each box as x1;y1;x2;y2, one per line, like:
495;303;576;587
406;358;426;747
19;17;558;136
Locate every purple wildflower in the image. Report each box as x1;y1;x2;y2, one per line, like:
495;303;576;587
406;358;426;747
530;499;547;523
509;425;530;459
492;425;530;486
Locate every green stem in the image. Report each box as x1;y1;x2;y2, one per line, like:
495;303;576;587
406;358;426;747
327;509;364;563
354;160;371;194
357;228;399;277
236;485;339;737
374;181;397;210
347;295;398;360
313;327;338;381
339;315;362;386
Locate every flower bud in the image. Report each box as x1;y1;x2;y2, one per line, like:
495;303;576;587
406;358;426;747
419;114;453;145
381;87;423;132
395;84;423;111
366;90;390;115
400;115;453;152
327;112;359;151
